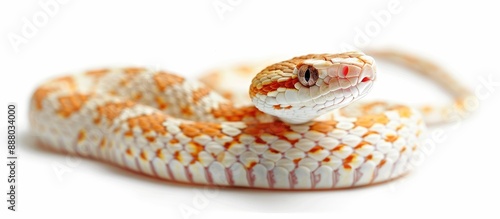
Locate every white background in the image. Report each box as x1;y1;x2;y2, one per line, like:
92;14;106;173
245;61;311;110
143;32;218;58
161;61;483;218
1;0;500;218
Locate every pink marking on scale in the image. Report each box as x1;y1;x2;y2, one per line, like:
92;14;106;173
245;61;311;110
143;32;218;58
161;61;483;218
352;168;363;187
166;162;175;181
247;168;255;187
332;170;340;188
312;171;321;189
185;166;194;183
290;171;298;189
268;171;275;189
226;168;235;186
150;161;159;178
342;66;349;77
135;158;142;173
205;167;214;185
370;166;379;184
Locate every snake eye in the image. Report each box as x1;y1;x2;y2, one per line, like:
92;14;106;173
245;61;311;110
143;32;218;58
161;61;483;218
298;64;319;87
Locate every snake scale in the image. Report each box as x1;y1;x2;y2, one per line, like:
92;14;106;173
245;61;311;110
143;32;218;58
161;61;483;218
29;50;472;190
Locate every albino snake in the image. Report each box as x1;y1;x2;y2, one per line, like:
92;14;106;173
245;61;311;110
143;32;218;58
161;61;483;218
29;50;472;190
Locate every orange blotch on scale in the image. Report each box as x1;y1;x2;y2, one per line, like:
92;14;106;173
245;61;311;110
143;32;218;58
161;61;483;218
385;134;398;143
251;77;299;96
190;154;199;165
153;71;185;92
119;67;146;86
99;138;107;148
242;125;262;136
377;159;387;168
119;79;129;86
127;113;168;135
187;142;204;155
108;90;118;96
155;96;169;110
181;105;193;116
173;151;181;162
362;131;379;137
140;151;148;161
247;161;257;169
33;87;56;110
344;154;356;163
355;113;389;128
400;147;407;153
124;130;134;138
394;106;412;118
310;121;337;133
254;137;266;144
273;105;292;110
180;124;201;138
331;144;348;153
145;136;156;143
221;91;233;100
293;158;301;165
236;65;255;76
156;149;165;160
132;92;142;101
57;93;90;117
354;141;370;149
268;148;280;154
185;122;224;138
203;126;222;137
309;146;323;153
169;138;179;144
454;99;467;112
285;137;299;146
192;87;212;103
211;104;260;121
54;76;77;91
123;67;145;75
395;124;404;131
77;130;86;143
267;122;291;136
126;148;133;156
421;105;433;114
224;141;234;150
96;101;135;123
85;69;109;78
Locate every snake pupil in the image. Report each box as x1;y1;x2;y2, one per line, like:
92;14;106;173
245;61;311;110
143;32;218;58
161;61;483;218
305;69;310;82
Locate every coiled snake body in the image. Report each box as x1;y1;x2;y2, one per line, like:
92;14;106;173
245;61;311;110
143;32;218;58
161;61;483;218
29;51;471;189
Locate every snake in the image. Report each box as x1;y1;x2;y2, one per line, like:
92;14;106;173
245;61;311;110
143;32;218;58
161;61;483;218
29;50;472;190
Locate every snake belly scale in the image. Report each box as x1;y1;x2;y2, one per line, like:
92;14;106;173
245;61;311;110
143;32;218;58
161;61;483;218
30;51;463;190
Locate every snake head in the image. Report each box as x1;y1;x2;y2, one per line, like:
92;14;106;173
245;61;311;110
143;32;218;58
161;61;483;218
250;51;376;124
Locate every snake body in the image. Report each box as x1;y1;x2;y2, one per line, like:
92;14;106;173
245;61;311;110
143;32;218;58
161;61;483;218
29;51;471;189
